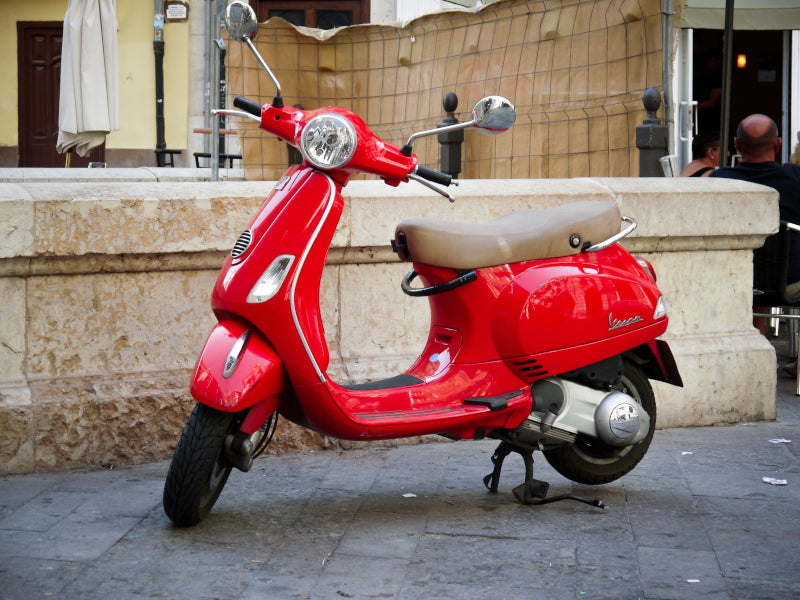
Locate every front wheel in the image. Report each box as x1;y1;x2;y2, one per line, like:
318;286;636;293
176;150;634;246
163;403;236;526
543;359;656;485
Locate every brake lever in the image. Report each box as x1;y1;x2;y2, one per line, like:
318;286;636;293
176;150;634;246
211;108;261;123
406;173;458;202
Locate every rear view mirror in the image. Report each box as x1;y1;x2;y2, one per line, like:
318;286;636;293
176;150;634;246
225;1;258;43
472;96;516;135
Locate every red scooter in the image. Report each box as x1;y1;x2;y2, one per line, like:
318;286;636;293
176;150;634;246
163;1;683;526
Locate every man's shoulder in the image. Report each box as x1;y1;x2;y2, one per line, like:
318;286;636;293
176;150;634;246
778;162;800;177
708;167;739;179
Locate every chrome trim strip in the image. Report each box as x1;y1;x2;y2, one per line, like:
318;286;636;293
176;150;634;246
223;329;251;378
289;173;337;383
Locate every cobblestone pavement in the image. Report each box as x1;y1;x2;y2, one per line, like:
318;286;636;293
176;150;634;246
2;375;799;600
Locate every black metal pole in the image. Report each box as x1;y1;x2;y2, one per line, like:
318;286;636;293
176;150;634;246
218;42;226;156
154;1;166;166
719;0;735;167
155;41;166;157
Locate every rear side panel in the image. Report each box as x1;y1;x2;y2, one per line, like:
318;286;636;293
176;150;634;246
492;244;668;377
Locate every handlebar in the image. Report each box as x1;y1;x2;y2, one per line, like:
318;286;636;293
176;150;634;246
415;165;452;187
234;96;262;117
227;97;457;199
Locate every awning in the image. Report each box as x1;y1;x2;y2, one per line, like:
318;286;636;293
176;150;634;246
57;0;120;157
681;0;800;30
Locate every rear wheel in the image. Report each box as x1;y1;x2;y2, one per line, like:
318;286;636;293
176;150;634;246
543;359;656;485
163;404;236;526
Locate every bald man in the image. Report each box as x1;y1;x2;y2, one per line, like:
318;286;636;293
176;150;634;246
712;115;800;375
710;115;800;225
711;115;800;295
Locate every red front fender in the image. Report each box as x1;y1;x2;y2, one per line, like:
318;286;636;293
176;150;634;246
190;320;289;411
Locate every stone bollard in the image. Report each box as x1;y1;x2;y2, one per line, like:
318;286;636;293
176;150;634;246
437;92;464;178
635;88;669;177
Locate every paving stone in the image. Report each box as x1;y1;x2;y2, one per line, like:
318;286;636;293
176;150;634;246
0;556;84;600
637;546;731;600
309;554;409;600
0;372;798;599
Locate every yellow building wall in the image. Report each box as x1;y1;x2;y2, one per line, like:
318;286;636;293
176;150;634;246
0;0;189;152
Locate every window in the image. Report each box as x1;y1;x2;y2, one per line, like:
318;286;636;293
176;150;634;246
254;1;369;29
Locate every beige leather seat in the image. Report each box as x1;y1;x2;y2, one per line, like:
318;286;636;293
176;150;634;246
394;201;621;270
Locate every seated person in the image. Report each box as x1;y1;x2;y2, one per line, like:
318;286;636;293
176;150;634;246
712;114;800;375
680;131;720;177
710;114;800;297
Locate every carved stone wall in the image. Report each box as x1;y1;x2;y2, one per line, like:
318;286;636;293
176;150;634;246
0;173;778;474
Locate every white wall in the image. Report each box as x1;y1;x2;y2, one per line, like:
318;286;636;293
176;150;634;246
371;0;477;24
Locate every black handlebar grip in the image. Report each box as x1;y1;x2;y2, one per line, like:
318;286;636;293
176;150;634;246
416;165;453;186
234;96;262;117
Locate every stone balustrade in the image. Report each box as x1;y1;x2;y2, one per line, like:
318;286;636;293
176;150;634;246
0;174;778;474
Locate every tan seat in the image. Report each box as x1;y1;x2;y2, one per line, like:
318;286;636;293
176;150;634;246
394;201;621;270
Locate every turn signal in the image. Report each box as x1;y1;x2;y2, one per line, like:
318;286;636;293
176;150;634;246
653;296;667;320
636;258;657;282
247;255;295;303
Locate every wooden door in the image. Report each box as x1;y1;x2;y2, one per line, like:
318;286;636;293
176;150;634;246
17;22;104;167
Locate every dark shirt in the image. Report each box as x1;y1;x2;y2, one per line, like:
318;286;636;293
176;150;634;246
710;161;800;281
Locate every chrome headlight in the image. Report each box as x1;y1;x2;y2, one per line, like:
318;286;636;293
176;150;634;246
300;113;357;169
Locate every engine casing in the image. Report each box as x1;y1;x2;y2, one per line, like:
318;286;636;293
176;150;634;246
526;378;649;448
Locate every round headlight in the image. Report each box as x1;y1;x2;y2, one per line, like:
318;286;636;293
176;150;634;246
300;113;357;170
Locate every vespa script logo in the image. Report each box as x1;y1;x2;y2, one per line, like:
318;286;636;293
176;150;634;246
608;313;644;331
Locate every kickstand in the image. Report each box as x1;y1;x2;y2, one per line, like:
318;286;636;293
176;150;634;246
483;441;604;509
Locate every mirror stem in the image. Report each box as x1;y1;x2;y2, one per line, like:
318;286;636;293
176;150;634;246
244;37;283;108
404;119;475;152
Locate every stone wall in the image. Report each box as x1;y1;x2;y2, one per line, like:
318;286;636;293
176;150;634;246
0;174;778;474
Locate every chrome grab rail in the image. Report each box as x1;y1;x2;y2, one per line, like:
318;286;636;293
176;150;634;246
586;216;637;251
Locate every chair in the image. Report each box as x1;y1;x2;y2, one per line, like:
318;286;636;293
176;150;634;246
753;220;800;394
154;149;181;167
192;128;242;168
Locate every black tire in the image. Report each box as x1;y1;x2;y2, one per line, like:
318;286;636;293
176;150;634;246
543;359;656;485
163;403;236;526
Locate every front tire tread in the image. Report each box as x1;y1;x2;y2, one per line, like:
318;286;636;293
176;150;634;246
163;404;235;527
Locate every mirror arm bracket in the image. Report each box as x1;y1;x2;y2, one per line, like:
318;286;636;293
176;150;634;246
244;37;283;108
404;119;475;152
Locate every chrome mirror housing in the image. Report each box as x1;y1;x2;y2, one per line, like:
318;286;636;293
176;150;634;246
472;96;516;135
225;0;283;106
403;95;516;153
225;1;258;43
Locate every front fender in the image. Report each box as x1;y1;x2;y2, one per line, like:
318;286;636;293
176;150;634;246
190;320;289;411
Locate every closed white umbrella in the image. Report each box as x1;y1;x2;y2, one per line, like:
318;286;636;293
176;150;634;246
57;0;119;158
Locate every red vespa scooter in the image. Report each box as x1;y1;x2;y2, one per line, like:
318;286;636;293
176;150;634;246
163;1;683;526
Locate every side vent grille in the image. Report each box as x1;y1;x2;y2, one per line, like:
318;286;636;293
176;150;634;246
231;229;252;259
512;358;548;380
